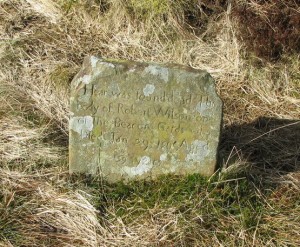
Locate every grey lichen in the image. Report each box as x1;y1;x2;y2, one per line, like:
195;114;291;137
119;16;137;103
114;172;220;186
144;65;169;82
124;156;153;176
185;140;209;162
70;116;93;138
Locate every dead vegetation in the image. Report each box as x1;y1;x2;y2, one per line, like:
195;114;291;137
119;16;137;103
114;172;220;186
233;0;300;60
0;0;299;246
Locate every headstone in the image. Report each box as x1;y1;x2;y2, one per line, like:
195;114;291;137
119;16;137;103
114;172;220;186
69;56;222;182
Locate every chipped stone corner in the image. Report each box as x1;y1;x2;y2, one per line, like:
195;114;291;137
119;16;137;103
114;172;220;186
90;55;101;68
88;55;116;69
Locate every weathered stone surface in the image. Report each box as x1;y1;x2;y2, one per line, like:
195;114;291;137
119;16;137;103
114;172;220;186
69;56;222;182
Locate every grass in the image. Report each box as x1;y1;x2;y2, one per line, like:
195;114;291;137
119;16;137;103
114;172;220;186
75;171;298;246
0;0;299;246
101;174;265;224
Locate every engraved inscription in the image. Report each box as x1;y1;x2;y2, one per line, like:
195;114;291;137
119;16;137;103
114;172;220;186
78;87;216;158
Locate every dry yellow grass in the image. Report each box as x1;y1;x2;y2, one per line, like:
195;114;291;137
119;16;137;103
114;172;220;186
0;0;299;246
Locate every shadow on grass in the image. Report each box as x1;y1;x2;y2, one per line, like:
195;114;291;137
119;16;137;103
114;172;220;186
64;117;300;246
219;116;300;175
